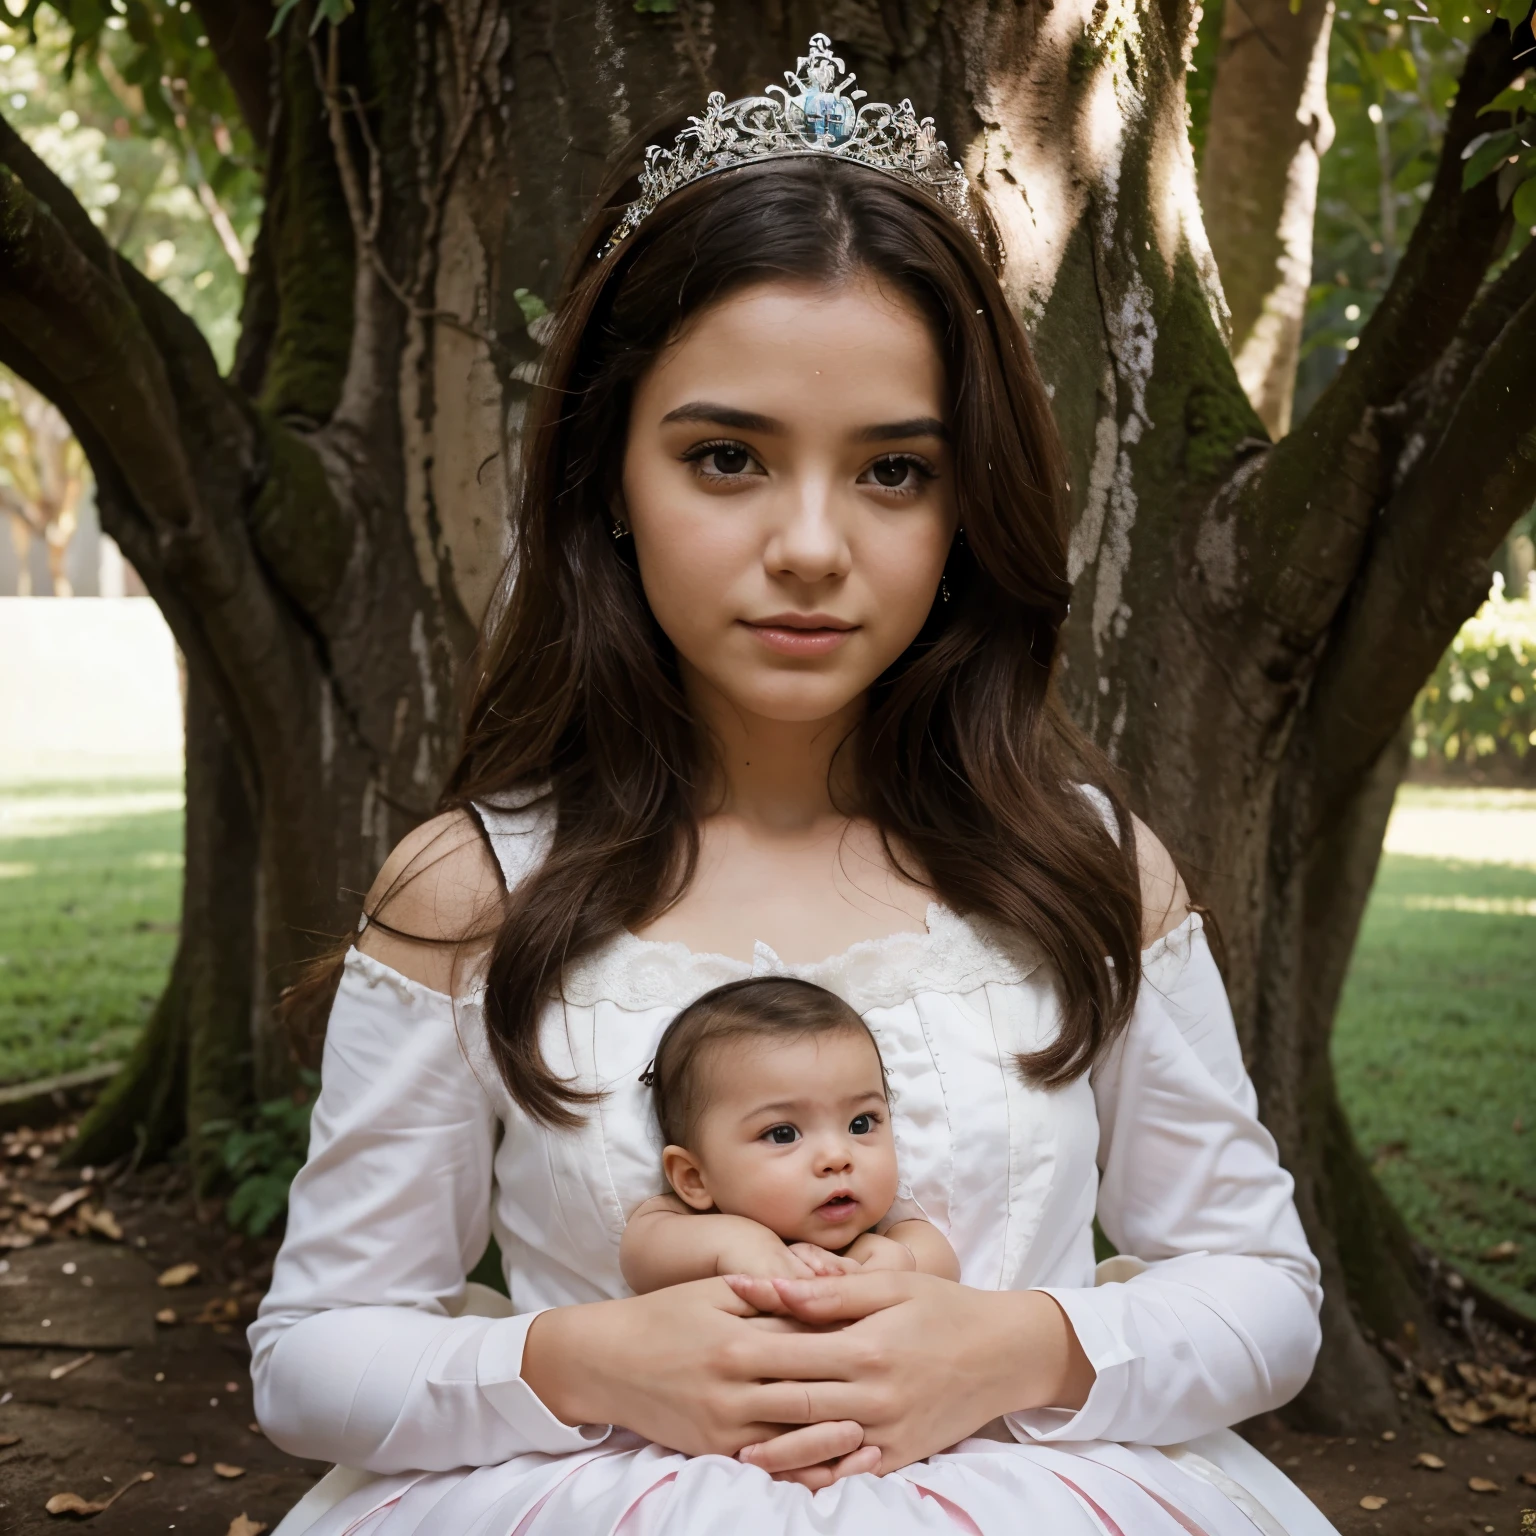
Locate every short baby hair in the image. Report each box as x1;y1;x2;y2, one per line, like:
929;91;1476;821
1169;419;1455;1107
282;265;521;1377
644;977;881;1148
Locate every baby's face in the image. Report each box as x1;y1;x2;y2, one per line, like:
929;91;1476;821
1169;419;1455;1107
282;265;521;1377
672;1028;899;1247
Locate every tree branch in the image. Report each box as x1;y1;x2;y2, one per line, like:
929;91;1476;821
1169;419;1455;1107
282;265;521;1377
2;104;358;623
1389;236;1536;483
192;0;277;151
1299;25;1520;430
0;162;214;551
0;115;116;275
1298;283;1536;830
1208;23;1524;659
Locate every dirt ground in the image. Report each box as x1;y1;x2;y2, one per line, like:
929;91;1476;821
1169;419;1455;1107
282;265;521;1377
2;1120;1533;1536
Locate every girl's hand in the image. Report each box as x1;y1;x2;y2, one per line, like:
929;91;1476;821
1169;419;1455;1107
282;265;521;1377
521;1278;870;1470
723;1272;1094;1486
786;1242;862;1277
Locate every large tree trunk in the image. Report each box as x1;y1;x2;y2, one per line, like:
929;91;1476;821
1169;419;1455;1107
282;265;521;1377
2;0;1533;1433
71;665;258;1189
1200;0;1336;437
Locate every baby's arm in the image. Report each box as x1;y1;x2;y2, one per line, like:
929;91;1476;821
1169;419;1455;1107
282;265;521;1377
619;1194;815;1292
843;1219;961;1280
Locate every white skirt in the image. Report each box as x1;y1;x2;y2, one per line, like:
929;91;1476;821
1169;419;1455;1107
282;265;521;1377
271;1285;1339;1536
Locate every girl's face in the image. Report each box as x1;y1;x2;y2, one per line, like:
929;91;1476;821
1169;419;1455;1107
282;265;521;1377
621;275;957;727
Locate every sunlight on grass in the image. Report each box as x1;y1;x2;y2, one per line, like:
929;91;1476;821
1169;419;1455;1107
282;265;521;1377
0;779;183;1088
1334;833;1536;1321
0;775;1528;1324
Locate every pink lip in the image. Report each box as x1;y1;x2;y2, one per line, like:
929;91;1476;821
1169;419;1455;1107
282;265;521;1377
815;1192;861;1223
741;615;858;657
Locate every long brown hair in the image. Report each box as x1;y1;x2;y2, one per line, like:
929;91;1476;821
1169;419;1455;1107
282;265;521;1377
429;153;1144;1128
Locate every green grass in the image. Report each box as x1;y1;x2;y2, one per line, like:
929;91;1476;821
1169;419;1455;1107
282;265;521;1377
0;780;1529;1323
1333;852;1536;1320
0;780;183;1087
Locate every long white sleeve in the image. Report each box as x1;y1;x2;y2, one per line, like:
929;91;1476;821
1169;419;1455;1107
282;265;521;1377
1008;916;1323;1447
247;950;610;1472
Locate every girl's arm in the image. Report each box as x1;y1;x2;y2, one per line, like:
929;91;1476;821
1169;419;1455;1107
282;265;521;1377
253;817;868;1478
620;1196;815;1290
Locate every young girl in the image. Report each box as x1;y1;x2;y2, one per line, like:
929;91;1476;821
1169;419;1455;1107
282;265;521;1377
620;977;961;1290
253;34;1339;1536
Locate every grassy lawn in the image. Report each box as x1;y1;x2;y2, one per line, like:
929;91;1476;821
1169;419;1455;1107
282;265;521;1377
1332;787;1536;1321
0;780;183;1087
0;778;1529;1322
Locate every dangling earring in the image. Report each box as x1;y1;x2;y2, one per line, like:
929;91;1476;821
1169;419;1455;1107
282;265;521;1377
611;518;629;541
941;574;952;604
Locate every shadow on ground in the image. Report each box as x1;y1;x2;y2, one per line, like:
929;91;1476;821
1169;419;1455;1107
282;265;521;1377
1;1119;1533;1535
1;1123;323;1534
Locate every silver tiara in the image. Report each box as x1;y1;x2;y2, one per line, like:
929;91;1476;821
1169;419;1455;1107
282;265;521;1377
600;34;978;258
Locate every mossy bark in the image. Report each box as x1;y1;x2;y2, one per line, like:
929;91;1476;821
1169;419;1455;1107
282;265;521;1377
7;0;1535;1437
72;669;256;1190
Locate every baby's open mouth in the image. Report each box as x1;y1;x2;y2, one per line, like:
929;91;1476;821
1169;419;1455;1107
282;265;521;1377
815;1193;860;1222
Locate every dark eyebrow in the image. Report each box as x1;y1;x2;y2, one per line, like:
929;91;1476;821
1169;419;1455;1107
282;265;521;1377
659;402;948;444
856;416;949;443
660;401;784;433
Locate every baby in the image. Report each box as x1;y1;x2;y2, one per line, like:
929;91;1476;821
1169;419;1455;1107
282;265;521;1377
620;976;960;1290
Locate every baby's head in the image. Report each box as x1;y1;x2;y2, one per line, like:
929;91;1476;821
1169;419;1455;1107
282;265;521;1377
646;977;898;1248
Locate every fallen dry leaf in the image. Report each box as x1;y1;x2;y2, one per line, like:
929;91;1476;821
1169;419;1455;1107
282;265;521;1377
226;1516;268;1536
1414;1452;1446;1470
1520;1470;1536;1487
157;1262;200;1288
1481;1239;1519;1262
44;1470;153;1517
1358;1495;1388;1511
213;1462;246;1479
155;1307;178;1326
1419;1359;1536;1437
1379;1430;1396;1441
78;1207;122;1242
47;1352;95;1382
45;1493;102;1516
44;1188;89;1220
178;1451;197;1466
194;1295;241;1325
1468;1476;1502;1494
0;1432;21;1447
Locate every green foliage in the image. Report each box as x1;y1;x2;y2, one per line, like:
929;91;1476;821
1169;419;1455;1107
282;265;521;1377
1334;833;1536;1319
633;0;678;12
512;286;549;325
1296;0;1521;414
0;783;182;1088
0;6;261;369
269;0;353;38
1413;578;1536;773
1185;0;1228;166
1461;70;1536;243
205;1070;318;1236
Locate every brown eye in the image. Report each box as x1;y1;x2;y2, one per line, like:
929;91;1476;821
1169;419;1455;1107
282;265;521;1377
849;1113;874;1135
765;1124;799;1145
871;457;911;487
708;445;751;475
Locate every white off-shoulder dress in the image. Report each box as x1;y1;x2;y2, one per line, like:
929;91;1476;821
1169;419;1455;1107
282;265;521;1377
250;799;1341;1536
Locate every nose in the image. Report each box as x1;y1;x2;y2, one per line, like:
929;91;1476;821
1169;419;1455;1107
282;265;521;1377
764;470;851;586
812;1133;855;1176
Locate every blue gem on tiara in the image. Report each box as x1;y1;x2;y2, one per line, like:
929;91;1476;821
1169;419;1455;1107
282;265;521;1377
799;89;857;146
599;33;978;258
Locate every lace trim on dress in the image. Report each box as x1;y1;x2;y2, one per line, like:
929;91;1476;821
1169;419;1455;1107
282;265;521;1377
558;902;1044;1014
